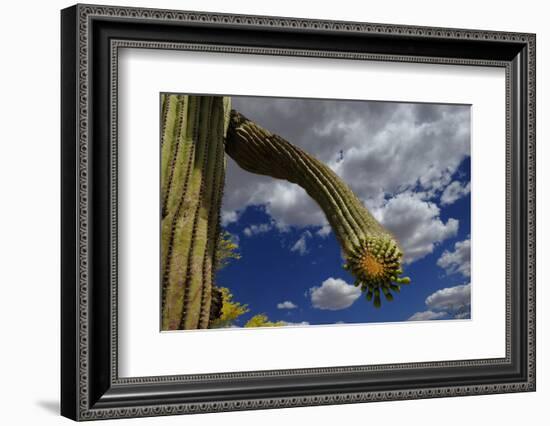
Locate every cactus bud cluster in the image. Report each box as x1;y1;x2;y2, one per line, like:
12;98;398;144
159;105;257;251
344;236;410;307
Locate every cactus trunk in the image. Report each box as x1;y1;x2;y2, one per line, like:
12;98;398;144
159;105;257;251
225;110;410;308
160;94;229;330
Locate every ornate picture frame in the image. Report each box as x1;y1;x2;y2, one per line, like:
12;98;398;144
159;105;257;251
61;3;536;420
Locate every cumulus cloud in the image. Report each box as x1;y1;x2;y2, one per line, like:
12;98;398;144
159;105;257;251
309;277;361;310
222;169;329;230
290;231;312;255
408;283;471;321
277;301;298;309
441;181;471;205
222;97;469;264
326;103;470;201
291;238;307;255
426;283;471;312
375;192;459;263
454;311;470;319
243;223;272;237
408;310;447;321
437;239;471;277
221;210;239;226
316;225;332;238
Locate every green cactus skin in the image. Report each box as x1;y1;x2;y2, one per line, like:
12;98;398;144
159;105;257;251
225;110;410;308
160;94;229;330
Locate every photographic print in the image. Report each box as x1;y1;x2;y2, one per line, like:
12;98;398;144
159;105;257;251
160;94;471;331
61;7;536;418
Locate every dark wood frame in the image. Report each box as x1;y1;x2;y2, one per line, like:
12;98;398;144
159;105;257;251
61;3;536;421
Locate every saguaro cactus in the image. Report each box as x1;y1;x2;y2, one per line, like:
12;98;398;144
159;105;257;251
160;94;229;330
225;111;410;307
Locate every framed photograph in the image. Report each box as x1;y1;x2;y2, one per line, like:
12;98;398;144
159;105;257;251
61;3;536;421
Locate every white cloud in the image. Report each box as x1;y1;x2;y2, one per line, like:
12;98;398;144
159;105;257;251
418;166;452;196
316;225;332;238
309;277;361;310
221;210;239;226
441;181;471;205
408;283;471;321
277;301;298;309
290;231;312;255
223;172;329;231
437;239;471;277
426;283;471;312
243;223;272;237
454;311;470;319
328;103;470;202
408;310;447;321
375;192;459;263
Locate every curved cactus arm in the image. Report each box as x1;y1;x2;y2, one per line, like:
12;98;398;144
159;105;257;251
160;95;229;330
225;110;410;308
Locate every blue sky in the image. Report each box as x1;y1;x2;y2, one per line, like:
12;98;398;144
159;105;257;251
216;96;471;327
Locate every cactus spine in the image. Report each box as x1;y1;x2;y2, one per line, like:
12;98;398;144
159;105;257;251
225;111;410;308
161;94;229;330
